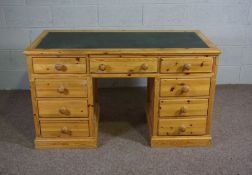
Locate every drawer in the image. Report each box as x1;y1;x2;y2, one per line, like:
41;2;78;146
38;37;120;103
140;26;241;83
158;118;207;136
159;99;208;117
40;120;89;138
35;79;87;97
90;57;158;73
38;99;88;118
160;78;210;97
33;57;86;74
160;57;213;73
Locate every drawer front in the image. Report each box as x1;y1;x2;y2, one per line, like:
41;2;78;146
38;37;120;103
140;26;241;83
160;57;213;73
90;58;158;73
33;57;86;74
158;118;207;136
35;79;87;97
40;120;89;137
160;79;210;97
38;99;88;118
159;99;208;117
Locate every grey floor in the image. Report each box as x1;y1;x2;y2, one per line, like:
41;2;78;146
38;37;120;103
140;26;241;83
0;85;252;175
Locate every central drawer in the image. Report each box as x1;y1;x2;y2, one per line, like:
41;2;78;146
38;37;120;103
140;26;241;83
38;99;88;118
35;79;87;97
90;57;158;73
159;99;208;117
40;120;89;138
160;78;210;97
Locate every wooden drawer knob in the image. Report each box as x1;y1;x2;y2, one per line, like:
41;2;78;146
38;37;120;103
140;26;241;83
181;85;190;93
59;106;69;115
55;64;65;71
183;63;192;71
57;85;65;93
140;63;148;71
179;125;186;132
98;64;106;71
61;127;71;135
179;106;188;114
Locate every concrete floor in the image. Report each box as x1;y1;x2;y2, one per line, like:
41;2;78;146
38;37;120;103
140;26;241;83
0;85;252;175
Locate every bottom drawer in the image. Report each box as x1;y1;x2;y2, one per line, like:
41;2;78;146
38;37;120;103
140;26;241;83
40;120;89;138
158;117;206;136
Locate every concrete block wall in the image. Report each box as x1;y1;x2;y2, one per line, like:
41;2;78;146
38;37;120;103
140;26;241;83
0;0;251;89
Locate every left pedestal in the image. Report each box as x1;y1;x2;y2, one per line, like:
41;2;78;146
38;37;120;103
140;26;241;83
26;56;98;149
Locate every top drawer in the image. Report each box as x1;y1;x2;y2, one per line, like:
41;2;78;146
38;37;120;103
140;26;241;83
33;57;86;74
90;57;158;74
160;57;213;73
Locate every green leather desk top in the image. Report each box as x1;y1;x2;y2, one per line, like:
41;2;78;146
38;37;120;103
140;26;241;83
36;32;209;49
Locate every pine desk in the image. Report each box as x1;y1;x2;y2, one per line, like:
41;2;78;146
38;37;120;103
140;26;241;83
24;30;221;149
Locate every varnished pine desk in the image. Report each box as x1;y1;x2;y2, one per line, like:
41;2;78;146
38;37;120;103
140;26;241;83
24;30;221;149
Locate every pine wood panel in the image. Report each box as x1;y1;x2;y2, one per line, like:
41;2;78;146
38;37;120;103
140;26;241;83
160;78;210;97
160;57;213;73
159;99;208;117
158;117;207;136
38;99;88;118
33;57;86;74
90;57;158;73
35;137;97;149
151;135;211;147
206;56;219;134
87;76;95;137
40;120;89;137
35;79;87;97
26;56;41;136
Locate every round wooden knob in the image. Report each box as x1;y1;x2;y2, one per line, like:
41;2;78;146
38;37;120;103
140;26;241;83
55;64;65;71
59;106;68;115
140;63;148;71
179;125;186;132
98;64;106;71
180;106;188;114
183;63;192;71
57;85;65;93
61;127;71;135
181;85;190;93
